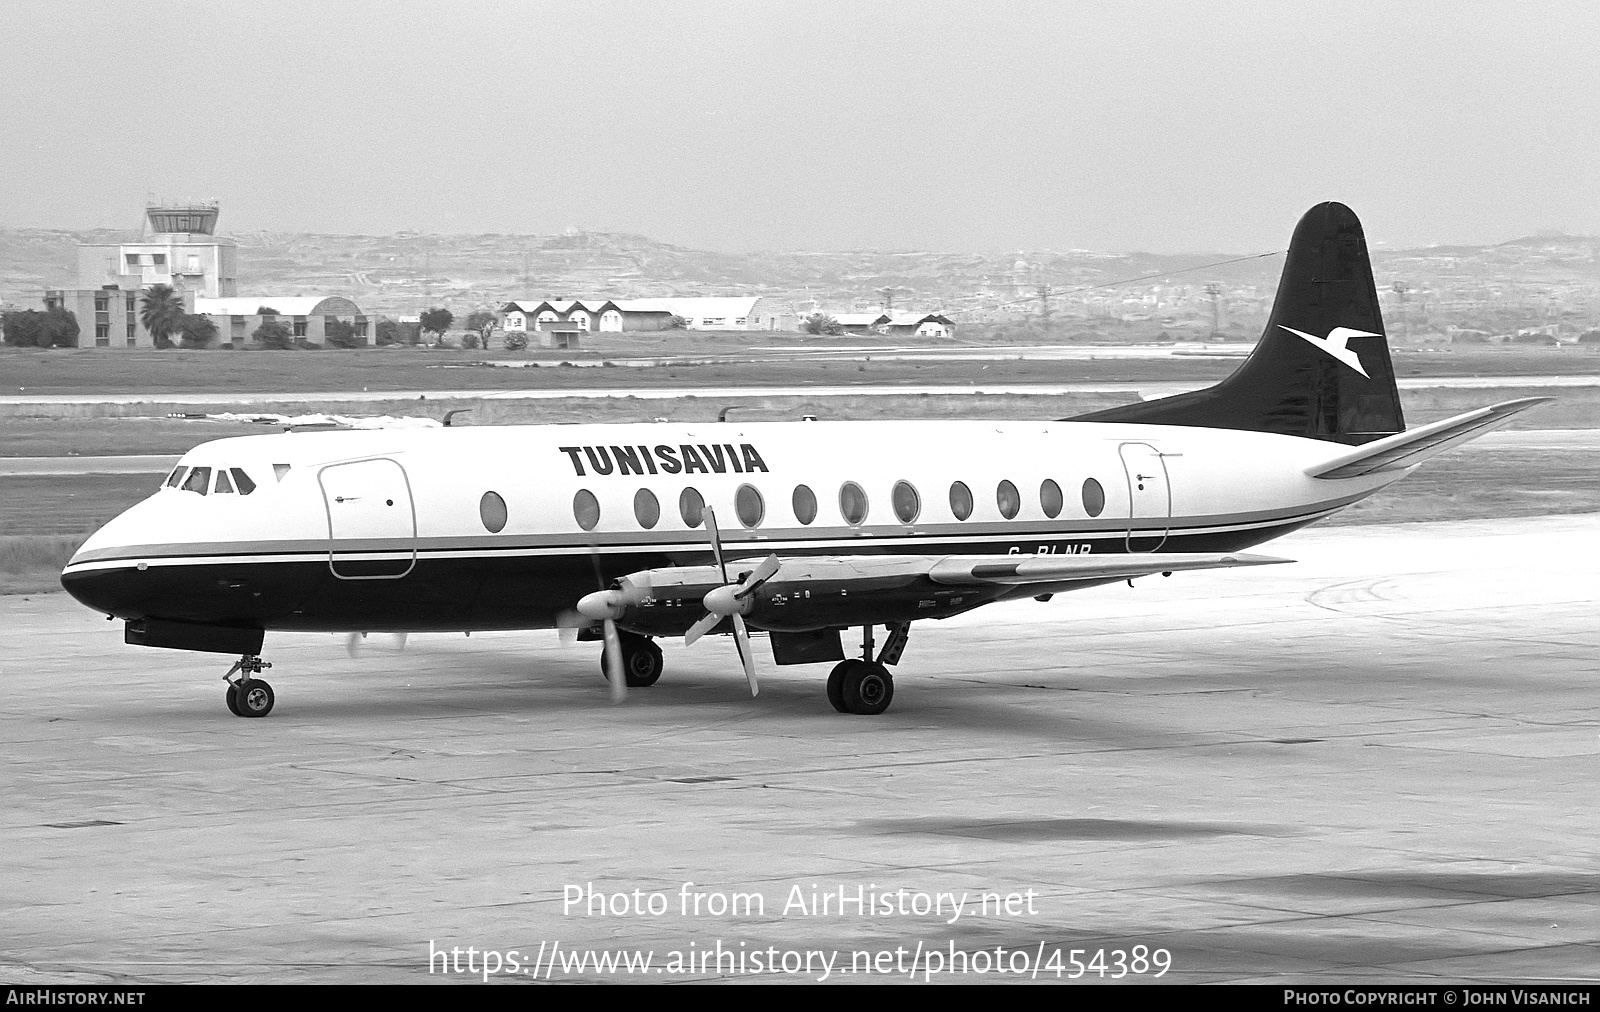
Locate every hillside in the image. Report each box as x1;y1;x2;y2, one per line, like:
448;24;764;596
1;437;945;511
3;225;1595;337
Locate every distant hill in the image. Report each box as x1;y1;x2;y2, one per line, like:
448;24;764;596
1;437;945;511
2;225;1595;332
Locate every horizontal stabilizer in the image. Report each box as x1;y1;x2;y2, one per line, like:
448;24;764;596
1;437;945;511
1308;397;1551;479
928;552;1291;586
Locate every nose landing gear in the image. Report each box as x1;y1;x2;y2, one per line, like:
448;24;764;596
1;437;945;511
223;654;275;718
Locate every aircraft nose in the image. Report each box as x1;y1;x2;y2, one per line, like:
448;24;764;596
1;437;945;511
60;562;147;619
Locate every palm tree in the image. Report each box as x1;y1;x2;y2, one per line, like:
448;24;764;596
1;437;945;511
140;284;184;348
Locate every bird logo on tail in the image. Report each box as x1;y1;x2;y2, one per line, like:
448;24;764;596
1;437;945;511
1278;326;1381;378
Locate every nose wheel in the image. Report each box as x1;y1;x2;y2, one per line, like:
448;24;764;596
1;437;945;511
223;654;275;718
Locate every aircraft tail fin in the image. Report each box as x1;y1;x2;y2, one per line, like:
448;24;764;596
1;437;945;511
1071;202;1405;445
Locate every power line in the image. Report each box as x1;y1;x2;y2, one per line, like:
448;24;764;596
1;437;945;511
950;249;1286;319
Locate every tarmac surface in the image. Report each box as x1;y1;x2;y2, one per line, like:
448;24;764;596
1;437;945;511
2;513;1597;984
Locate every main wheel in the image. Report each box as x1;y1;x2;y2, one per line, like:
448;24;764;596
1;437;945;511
842;662;894;715
236;678;275;718
602;635;664;687
826;661;855;713
225;684;243;716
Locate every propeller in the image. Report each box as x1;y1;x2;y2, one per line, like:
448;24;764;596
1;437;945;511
683;507;780;696
344;631;409;657
576;577;645;704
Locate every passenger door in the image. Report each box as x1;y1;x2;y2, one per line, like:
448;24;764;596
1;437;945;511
1119;442;1171;553
318;458;417;579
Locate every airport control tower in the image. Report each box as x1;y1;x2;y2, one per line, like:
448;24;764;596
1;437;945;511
75;202;238;299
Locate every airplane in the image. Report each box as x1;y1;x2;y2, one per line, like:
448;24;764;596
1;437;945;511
59;203;1547;718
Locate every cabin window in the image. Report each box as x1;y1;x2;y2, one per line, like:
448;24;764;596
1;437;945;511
1082;478;1106;518
792;484;818;525
679;487;705;528
1040;479;1063;519
573;489;600;531
230;468;256;495
949;481;973;521
165;467;186;488
997;480;1021;520
214;469;235;494
891;480;920;524
634;488;661;529
735;484;765;528
480;491;508;533
181;466;211;495
839;482;869;526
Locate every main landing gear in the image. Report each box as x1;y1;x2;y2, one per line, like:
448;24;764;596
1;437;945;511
223;654;275;718
827;622;910;715
601;631;664;688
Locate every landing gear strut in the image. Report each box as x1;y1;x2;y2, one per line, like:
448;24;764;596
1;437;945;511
223;654;275;718
601;631;664;688
827;622;909;715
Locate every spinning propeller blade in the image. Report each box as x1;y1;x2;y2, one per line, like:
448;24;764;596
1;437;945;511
683;508;777;696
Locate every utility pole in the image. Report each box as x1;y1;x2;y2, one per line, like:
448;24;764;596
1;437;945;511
1392;282;1409;343
1205;282;1222;339
1037;281;1051;332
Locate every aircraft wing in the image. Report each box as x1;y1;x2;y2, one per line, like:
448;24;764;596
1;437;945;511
1308;396;1551;479
926;552;1291;586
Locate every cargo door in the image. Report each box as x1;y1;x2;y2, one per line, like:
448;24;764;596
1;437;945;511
319;458;417;579
1119;442;1171;553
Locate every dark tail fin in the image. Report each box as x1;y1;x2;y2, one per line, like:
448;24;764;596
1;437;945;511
1072;202;1405;444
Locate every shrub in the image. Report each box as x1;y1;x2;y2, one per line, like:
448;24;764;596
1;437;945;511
503;332;529;351
802;312;843;336
254;320;294;349
178;314;217;349
460;332;480;350
325;318;364;349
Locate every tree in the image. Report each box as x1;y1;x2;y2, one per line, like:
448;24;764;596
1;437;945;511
324;318;364;349
43;306;79;347
177;314;217;349
2;310;43;347
465;310;497;349
802;312;844;336
666;315;688;330
375;319;401;345
140;285;185;348
2;308;78;347
253;320;294;349
420;307;454;344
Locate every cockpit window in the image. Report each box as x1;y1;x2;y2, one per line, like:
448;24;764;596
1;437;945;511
273;464;291;482
181;466;212;495
214;470;235;494
165;467;186;488
231;468;257;495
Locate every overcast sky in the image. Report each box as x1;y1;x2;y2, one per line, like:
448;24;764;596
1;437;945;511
3;0;1597;252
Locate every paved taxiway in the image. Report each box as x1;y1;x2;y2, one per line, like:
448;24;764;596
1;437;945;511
2;514;1597;984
